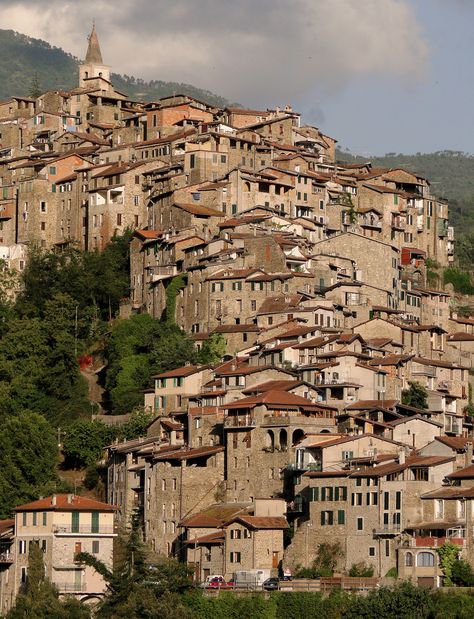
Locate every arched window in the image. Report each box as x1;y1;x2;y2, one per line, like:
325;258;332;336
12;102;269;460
292;429;305;447
280;429;288;452
405;552;413;567
417;552;434;567
243;181;251;192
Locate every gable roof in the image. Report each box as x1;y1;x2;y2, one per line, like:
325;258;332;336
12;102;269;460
15;494;116;512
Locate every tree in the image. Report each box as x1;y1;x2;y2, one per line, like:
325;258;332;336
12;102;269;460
348;562;375;577
401;381;428;410
452;558;474;586
0;411;58;518
76;518;193;618
28;72;42;98
7;541;91;618
437;541;461;586
199;333;226;364
62;419;112;468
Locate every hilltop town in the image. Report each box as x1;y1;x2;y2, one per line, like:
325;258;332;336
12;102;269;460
1;25;473;613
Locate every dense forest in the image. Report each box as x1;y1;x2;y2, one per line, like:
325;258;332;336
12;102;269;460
337;149;474;232
0;29;232;107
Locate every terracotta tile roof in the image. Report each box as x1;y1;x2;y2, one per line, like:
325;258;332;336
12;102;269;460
412;356;468;370
152;364;207;379
206;268;259;280
181;503;249;528
448;332;474;342
242;380;302;394
133;229;162;240
351;455;454;478
435;436;472;451
447;464;474;479
421;486;474;500
184;531;225;544
0;519;14;535
15;494;116;512
346;400;398;411
303;433;405;450
293;335;339;349
213;324;260;333
224;515;288;530
153;445;224;461
224;390;335;411
367;354;413;366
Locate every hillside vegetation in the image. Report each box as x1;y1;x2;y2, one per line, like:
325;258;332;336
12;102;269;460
337;149;474;231
0;29;231;107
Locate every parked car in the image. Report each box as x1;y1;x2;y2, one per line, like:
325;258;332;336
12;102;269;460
204;576;233;589
263;577;280;591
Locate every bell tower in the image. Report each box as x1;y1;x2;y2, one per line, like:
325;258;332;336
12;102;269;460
79;24;111;87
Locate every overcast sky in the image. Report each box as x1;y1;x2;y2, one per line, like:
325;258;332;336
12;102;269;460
0;0;471;154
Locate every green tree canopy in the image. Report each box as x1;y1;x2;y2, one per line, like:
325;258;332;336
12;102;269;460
0;411;59;518
401;381;428;410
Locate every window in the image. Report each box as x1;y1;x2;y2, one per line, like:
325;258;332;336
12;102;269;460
22;513;27;526
357;517;364;531
40;222;46;231
230;529;242;539
395;491;401;510
42;512;47;526
71;511;80;533
19;540;27;554
230;552;241;563
21;567;27;584
251;300;257;311
417;552;434;567
369;547;376;557
342;450;353;461
190;154;195;168
337;510;345;525
405;552;413;566
32;512;37;526
117;213;122;226
384;492;390;510
134;195;140;206
320;510;334;525
232;282;242;291
92;540;100;554
49;166;56;175
40;201;46;213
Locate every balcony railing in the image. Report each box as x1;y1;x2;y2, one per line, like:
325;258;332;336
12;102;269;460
0;552;14;563
53;525;115;535
54;582;87;592
373;525;401;535
223;416;256;429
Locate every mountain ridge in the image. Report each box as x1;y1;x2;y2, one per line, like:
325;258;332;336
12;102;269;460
0;29;233;108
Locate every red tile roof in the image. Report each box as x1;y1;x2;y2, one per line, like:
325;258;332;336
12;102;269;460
224;390;334;411
447;464;474;479
152;365;207;379
224;515;288;530
15;494;116;512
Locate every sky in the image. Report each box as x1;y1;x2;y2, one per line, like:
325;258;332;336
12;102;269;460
0;0;472;155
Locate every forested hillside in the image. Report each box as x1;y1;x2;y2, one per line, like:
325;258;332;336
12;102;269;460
0;29;231;107
337;149;474;231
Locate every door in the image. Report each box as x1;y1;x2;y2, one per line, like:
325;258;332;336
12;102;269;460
74;569;82;591
74;542;82;556
272;551;279;569
91;512;99;533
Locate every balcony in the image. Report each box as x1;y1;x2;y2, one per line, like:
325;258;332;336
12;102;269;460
373;525;401;536
54;582;87;593
223;416;256;429
150;265;178;282
407;536;466;548
392;217;405;230
0;551;13;564
360;218;382;230
53;525;115;536
286;461;321;472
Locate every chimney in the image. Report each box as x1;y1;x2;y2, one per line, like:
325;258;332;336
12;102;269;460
67;494;74;504
51;495;57;506
398;448;406;465
465;442;473;467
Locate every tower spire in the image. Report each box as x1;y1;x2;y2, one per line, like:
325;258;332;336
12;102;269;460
85;23;103;65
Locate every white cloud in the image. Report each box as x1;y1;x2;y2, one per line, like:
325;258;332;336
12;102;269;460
0;0;430;106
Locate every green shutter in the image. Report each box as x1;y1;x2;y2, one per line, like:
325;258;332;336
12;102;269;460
328;511;334;525
311;487;319;502
327;487;334;501
320;511;325;526
338;510;345;525
91;512;99;533
334;487;340;501
71;511;79;533
342;487;348;501
321;487;326;501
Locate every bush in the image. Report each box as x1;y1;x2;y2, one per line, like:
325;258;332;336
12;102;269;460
348;562;374;577
452;559;474;586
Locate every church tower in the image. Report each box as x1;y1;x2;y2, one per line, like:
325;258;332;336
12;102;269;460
79;25;111;88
